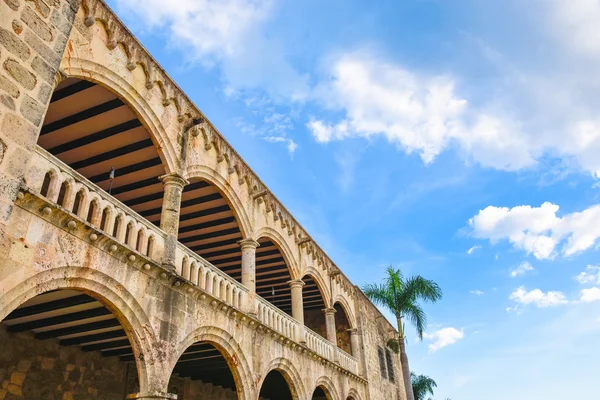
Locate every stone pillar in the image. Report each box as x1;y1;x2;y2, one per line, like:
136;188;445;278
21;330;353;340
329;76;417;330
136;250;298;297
323;307;338;346
127;393;177;400
238;238;259;314
0;0;80;223
159;173;188;270
288;279;305;343
348;328;365;375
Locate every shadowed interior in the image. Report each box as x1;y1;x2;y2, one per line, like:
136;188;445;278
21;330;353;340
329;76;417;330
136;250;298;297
259;370;294;400
1;289;136;363
39;78;166;214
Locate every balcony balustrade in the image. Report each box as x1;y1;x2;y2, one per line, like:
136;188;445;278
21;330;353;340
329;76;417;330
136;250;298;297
23;146;358;375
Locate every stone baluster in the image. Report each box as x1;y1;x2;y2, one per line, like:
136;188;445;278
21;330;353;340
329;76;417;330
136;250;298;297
159;173;188;271
288;279;305;343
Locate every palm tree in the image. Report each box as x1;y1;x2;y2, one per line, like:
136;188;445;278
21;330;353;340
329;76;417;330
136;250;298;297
362;266;442;400
411;372;437;400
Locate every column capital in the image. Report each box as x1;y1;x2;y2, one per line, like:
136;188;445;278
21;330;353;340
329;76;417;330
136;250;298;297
287;279;305;289
347;328;359;335
159;173;189;187
322;307;337;316
238;238;260;250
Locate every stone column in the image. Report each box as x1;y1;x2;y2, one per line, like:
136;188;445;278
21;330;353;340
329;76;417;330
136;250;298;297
159;173;188;271
127;393;177;400
238;238;259;314
348;328;365;375
323;307;338;346
288;279;305;343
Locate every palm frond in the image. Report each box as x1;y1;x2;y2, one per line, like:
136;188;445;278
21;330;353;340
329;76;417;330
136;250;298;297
411;372;437;400
403;303;427;340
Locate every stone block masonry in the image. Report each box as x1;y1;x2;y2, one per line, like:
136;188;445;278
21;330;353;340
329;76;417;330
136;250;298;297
0;0;79;222
0;0;408;398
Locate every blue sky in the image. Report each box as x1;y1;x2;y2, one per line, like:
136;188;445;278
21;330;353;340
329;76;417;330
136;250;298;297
107;0;600;398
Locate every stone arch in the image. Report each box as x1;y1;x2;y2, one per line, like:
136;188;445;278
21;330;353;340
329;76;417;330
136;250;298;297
332;294;357;329
173;326;254;400
0;266;161;393
302;267;332;308
312;375;341;400
253;226;299;279
346;388;362;400
60;59;178;174
259;357;307;400
184;165;253;241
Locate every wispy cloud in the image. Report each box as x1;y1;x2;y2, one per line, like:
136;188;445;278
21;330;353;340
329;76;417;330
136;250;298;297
575;265;600;285
510;261;535;278
467;245;481;255
470;290;485;296
114;0;309;99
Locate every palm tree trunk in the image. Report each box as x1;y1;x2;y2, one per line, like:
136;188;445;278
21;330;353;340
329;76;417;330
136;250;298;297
397;316;415;400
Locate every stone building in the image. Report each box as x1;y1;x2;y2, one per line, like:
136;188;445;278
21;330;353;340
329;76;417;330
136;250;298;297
0;0;408;399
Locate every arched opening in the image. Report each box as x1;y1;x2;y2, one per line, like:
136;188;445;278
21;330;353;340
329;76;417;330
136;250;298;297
112;215;122;238
302;274;328;338
57;180;69;207
87;199;98;224
168;178;251;285
40;171;52;198
169;341;239;399
100;207;110;231
38;77;167;223
259;369;294;400
72;189;84;216
0;289;140;399
312;386;333;400
255;238;293;314
333;302;352;354
146;235;155;257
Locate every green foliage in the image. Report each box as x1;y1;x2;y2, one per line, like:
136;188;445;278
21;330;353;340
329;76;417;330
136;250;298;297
386;338;399;354
362;266;442;339
411;372;437;400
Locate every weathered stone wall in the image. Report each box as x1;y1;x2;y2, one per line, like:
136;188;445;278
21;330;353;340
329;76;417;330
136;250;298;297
355;291;406;400
0;0;409;398
0;324;130;400
169;376;237;400
0;0;78;223
0;196;367;400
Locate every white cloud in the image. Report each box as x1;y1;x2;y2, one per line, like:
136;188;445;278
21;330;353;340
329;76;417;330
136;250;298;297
509;286;568;308
308;52;535;171
575;265;600;284
580;287;600;303
263;136;298;154
467;245;480;255
510;261;535;278
114;0;309;99
469;202;600;259
423;327;465;352
470;290;484;296
545;0;600;59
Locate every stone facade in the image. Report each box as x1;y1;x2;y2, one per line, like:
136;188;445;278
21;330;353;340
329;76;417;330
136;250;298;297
355;292;404;400
0;0;409;399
